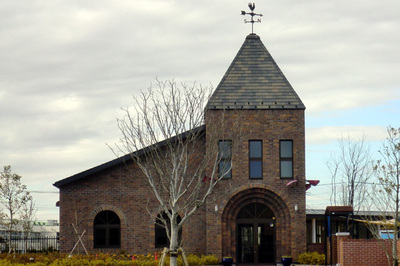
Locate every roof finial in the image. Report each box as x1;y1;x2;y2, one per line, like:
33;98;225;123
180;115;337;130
241;3;263;34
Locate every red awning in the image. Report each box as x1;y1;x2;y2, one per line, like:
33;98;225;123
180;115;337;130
305;180;320;190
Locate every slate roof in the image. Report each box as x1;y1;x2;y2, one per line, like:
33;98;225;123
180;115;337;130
206;34;305;110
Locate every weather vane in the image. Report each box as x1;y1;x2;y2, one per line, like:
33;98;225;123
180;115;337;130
241;3;263;34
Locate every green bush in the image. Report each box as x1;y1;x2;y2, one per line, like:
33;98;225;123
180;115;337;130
297;251;325;265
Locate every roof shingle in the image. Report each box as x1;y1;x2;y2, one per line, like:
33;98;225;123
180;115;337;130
206;34;305;110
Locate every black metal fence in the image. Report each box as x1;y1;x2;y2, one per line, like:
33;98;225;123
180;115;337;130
0;236;59;253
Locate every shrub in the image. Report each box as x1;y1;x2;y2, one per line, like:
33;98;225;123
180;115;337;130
0;252;220;265
297;251;325;265
185;254;220;265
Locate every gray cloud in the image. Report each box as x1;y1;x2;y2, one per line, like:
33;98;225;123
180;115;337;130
1;0;399;219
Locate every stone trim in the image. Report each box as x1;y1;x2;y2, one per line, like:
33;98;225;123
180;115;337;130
89;205;127;224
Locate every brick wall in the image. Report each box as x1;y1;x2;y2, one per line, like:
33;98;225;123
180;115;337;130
58;107;307;263
307;243;324;254
332;234;399;266
341;239;394;266
59;156;207;255
205;109;306;261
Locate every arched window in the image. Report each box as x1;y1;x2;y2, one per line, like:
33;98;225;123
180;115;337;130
237;202;275;220
94;210;121;248
155;212;182;248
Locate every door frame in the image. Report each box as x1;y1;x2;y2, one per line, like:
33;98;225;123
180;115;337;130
236;219;276;264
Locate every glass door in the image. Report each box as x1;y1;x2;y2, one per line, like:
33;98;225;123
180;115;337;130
236;203;276;264
257;222;275;263
238;224;254;263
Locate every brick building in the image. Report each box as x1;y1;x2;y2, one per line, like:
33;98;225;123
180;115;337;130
54;33;307;264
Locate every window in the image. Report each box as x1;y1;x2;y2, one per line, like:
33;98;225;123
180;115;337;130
155;212;182;248
316;220;325;243
380;230;395;239
94;211;121;248
280;140;293;178
218;140;232;178
249;140;262;179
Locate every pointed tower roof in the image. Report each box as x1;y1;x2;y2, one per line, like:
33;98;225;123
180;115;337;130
207;34;305;110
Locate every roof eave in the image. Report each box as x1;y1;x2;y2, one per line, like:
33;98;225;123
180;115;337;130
207;106;306;111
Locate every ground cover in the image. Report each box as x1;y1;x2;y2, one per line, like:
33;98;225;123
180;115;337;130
0;252;220;265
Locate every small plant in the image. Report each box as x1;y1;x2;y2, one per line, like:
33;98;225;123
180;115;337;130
297;251;325;265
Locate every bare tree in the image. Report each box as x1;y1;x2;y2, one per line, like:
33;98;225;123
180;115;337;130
21;198;36;252
114;79;241;266
365;127;400;266
327;136;373;211
0;165;32;251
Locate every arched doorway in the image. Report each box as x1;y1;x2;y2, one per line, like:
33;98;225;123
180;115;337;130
221;188;292;264
236;202;275;264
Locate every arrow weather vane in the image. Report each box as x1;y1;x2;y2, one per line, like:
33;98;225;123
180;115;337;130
241;3;263;34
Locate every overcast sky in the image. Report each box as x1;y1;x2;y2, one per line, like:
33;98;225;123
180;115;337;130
1;0;399;221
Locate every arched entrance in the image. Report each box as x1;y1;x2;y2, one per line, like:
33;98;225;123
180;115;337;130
221;187;292;264
237;203;275;264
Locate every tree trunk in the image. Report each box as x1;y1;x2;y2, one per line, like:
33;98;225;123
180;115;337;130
394;163;399;266
169;223;179;266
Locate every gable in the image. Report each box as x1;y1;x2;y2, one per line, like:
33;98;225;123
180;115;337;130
53;125;206;188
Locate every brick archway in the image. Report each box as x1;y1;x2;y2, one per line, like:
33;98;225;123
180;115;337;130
88;205;128;251
221;187;291;261
89;205;127;224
